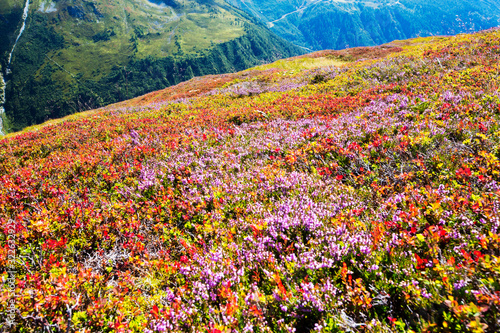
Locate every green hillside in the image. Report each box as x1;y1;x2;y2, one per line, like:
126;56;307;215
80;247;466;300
0;0;302;132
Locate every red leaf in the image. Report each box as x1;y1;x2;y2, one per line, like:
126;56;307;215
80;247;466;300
151;305;159;319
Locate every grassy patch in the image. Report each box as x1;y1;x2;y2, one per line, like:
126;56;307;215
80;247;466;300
251;56;346;71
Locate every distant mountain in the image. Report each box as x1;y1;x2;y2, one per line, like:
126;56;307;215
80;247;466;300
225;0;500;51
0;0;302;132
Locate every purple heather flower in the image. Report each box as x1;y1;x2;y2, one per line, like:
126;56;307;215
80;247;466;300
454;280;468;290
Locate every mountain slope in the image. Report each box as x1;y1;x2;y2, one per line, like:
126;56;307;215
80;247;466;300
0;0;302;132
1;28;500;332
226;0;500;50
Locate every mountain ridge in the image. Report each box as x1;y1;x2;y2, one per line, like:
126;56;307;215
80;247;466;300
226;0;500;50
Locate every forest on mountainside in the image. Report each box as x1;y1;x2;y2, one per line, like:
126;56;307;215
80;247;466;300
226;0;500;50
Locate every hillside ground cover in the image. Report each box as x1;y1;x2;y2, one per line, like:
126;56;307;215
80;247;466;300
1;29;500;332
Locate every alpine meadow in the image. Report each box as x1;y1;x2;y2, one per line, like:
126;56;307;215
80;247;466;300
1;1;500;333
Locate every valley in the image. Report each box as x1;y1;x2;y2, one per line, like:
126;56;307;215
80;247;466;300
0;0;302;133
227;0;500;50
2;0;500;134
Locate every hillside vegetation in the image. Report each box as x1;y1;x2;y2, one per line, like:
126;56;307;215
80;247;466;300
0;0;302;132
226;0;500;51
1;29;500;332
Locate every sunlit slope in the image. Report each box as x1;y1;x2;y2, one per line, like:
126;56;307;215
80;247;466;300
1;29;500;332
33;0;248;77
